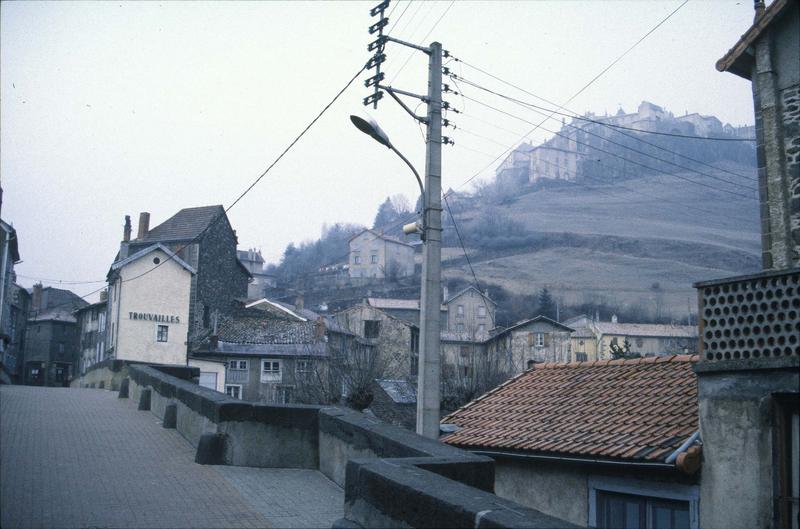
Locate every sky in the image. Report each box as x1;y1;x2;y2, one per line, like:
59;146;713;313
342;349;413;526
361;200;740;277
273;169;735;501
1;0;757;301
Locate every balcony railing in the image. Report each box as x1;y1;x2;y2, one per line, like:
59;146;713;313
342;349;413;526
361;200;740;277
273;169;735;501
695;268;800;365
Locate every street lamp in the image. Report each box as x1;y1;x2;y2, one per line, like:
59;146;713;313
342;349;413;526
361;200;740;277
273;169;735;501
350;113;442;439
349;115;425;207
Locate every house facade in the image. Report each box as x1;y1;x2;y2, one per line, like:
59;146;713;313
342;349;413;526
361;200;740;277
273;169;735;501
348;229;415;280
444;286;496;339
485;316;574;374
564;314;698;361
122;207;251;344
76;299;107;375
0;219;23;381
237;248;275;299
442;356;702;528
23;285;88;386
106;244;194;366
191;299;337;404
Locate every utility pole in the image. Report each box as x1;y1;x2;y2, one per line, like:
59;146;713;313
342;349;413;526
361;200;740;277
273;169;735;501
416;41;443;439
361;1;451;439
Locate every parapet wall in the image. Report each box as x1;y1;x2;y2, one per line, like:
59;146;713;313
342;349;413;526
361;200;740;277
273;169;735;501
124;364;576;529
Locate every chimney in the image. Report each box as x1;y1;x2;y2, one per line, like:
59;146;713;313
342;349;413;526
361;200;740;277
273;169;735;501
137;212;150;239
314;316;326;342
754;0;765;20
99;289;108;302
123;215;132;242
209;335;219;350
295;294;304;312
32;283;43;311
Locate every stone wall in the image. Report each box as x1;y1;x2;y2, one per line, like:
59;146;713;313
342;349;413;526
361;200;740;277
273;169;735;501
122;363;578;528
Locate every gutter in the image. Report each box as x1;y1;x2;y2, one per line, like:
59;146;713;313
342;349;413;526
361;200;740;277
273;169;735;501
469;449;676;470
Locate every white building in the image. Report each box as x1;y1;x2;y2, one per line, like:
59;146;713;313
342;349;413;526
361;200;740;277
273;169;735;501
106;243;194;365
348;229;415;280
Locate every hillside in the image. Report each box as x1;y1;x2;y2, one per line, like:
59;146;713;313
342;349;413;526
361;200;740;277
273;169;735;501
441;161;760;320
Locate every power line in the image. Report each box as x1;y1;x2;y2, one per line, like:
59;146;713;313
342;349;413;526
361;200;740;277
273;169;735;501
443;0;690;194
451;71;756;182
388;0;455;84
387;0;413;33
455;57;755;143
458;91;756;200
31;62;369;310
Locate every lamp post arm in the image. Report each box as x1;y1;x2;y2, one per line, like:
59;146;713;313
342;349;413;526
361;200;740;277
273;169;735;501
388;144;425;202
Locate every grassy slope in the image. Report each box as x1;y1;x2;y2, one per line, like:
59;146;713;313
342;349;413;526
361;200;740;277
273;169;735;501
442;164;760;316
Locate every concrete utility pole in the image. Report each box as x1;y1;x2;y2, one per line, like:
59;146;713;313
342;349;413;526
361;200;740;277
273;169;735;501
416;42;443;439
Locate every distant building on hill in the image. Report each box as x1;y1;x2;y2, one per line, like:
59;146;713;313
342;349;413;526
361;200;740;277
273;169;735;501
348;229;415;280
237;248;275;298
495;101;756;186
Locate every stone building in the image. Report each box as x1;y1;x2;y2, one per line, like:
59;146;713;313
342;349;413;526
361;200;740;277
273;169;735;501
333;302;418;380
0;218;22;381
23;285;88;386
691;2;800;528
485;315;575;374
75;298;107;375
348;229;415;280
717;0;799;270
563;314;698;361
444;286;496;339
497;100;755;185
121;206;251;343
106;244;194;366
191;300;336;404
0;284;29;383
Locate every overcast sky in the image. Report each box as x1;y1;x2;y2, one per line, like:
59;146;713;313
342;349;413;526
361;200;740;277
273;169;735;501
2;0;757;301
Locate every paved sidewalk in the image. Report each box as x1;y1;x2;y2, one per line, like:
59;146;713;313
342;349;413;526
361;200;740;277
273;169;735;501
0;385;343;528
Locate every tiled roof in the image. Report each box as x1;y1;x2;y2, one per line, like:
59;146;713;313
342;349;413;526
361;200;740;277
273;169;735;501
593;322;697;338
493;315;575;337
376;379;417;404
137;205;224;243
348;228;414;248
111;243;196;274
217;316;318;345
368;298;420;310
441;355;699;464
716;0;791;79
445;286;497;306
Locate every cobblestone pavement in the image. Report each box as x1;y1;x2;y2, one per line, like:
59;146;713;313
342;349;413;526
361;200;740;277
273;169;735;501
0;385;343;529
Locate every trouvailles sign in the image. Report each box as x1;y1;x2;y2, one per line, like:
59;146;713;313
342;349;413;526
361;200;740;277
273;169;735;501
129;312;181;323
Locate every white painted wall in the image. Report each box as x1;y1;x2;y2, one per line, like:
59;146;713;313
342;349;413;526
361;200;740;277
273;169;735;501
109;248;192;365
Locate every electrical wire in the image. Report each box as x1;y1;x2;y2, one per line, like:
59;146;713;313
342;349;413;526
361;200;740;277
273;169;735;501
29;61;369;309
451;72;756;183
388;0;455;84
458;91;756;200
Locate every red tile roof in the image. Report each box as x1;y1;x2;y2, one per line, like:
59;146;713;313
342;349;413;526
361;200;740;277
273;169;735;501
441;355;698;464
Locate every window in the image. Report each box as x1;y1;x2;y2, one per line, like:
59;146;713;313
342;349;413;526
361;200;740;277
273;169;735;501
156;325;169;342
370;254;378;264
364;320;380;339
261;360;281;382
410;327;419;354
296;360;312;375
589;477;698;529
456;305;464;317
229;360;248;370
456;323;465;332
478;306;487;318
354;255;361;265
460;345;471;357
203;305;210;328
576;352;588;362
636;337;644;348
534;332;544;347
225;384;242;399
478;324;486;333
58;342;65;354
199;372;218;390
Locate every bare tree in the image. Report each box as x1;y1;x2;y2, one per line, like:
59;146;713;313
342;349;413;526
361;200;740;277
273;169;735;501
441;344;513;413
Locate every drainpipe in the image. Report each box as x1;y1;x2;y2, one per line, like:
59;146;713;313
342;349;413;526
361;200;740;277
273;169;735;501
665;430;700;464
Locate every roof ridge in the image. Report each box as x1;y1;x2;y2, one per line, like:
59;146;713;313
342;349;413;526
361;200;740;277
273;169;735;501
534;354;698;369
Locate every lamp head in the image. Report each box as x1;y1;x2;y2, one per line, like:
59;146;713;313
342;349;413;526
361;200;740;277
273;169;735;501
350;115;392;148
